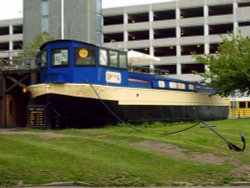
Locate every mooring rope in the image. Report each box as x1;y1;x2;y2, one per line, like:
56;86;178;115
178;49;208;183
89;84;144;133
89;84;202;135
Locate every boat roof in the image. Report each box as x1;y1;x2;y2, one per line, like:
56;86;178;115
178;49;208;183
40;40;97;50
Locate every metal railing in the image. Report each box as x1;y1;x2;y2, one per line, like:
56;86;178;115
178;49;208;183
0;50;38;71
129;65;169;77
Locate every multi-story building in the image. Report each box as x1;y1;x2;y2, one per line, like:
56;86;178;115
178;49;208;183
0;18;23;61
23;0;102;45
0;0;250;81
102;0;250;81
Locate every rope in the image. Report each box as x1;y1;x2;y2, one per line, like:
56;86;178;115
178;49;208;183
89;84;144;133
89;84;202;135
162;121;201;135
45;84;202;135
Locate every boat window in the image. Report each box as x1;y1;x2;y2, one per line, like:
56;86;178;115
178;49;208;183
109;50;119;67
169;82;178;89
239;102;246;108
41;50;47;67
188;84;194;90
52;48;69;66
99;49;108;66
75;47;96;65
119;52;127;69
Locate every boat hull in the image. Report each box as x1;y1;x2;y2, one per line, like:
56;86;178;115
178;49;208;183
28;83;229;128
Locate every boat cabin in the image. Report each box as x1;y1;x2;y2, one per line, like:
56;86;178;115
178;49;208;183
38;40;128;85
37;40;214;94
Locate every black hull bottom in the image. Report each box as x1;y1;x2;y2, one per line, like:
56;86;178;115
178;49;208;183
34;94;229;128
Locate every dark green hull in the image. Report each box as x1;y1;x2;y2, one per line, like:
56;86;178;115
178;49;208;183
33;94;228;128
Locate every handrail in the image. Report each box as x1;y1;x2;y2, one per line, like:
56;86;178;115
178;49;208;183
0;50;39;71
129;65;169;77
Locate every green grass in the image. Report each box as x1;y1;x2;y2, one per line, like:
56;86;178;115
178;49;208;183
0;119;249;186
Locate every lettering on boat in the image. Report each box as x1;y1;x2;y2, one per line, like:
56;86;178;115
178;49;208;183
106;71;121;84
158;80;165;88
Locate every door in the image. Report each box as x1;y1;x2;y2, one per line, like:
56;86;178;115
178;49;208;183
5;95;16;128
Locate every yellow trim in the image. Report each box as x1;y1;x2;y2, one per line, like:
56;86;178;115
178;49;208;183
229;101;250;118
28;83;229;107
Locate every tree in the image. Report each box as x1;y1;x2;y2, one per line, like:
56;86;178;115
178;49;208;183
17;32;54;68
23;32;54;54
195;34;250;97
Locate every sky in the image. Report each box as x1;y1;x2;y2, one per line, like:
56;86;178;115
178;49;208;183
0;0;23;20
0;0;174;20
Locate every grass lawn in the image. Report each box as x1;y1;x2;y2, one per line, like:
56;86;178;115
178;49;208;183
0;119;249;186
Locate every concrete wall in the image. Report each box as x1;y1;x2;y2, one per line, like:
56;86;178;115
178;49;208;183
23;0;102;45
102;0;250;82
23;0;41;44
0;18;23;59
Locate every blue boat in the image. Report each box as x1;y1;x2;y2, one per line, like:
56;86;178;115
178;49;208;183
28;40;229;128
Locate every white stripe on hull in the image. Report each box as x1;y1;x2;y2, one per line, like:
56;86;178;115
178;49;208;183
28;83;229;107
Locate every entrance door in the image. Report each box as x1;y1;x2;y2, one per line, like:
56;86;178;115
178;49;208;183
5;94;29;128
5;95;16;128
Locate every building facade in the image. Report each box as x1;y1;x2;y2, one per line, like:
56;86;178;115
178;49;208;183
102;0;250;81
23;0;102;45
0;18;23;61
0;0;250;81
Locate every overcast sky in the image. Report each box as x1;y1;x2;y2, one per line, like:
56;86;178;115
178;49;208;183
0;0;23;20
0;0;174;20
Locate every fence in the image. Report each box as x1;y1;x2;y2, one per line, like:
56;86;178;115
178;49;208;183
0;50;38;71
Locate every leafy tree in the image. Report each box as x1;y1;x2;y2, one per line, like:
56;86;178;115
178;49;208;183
17;32;54;68
23;32;54;55
195;34;250;96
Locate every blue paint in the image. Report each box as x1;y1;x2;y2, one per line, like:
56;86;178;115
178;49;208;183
38;40;215;94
